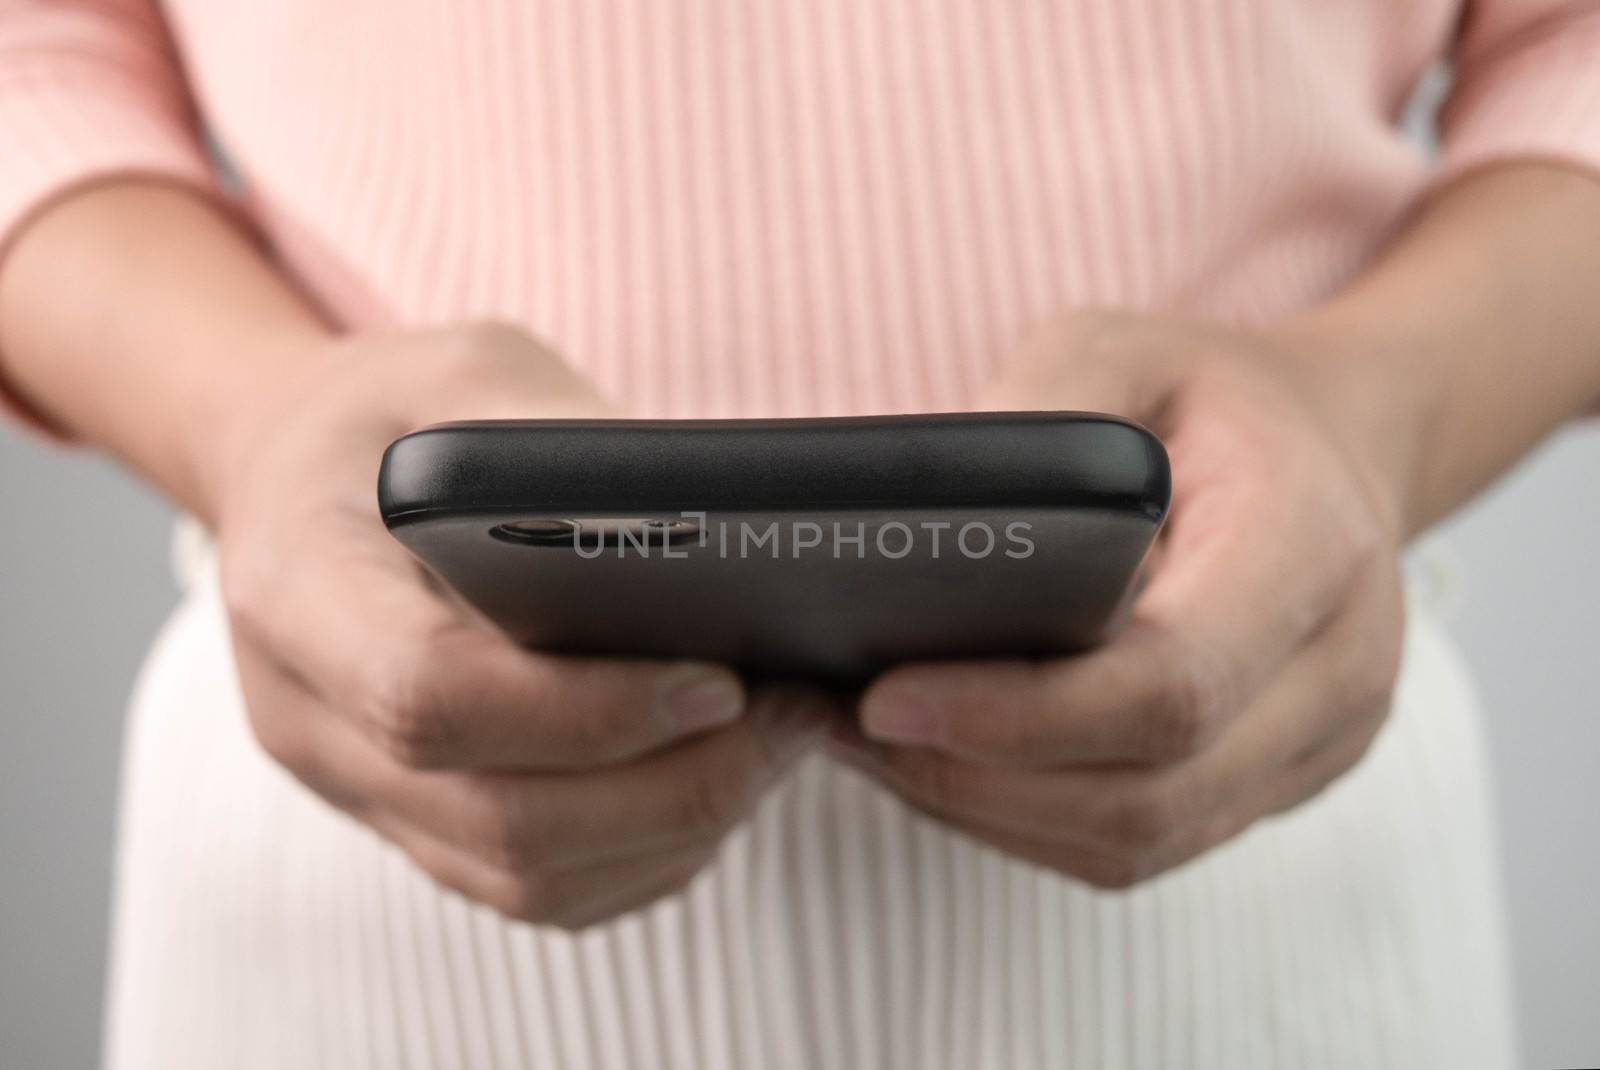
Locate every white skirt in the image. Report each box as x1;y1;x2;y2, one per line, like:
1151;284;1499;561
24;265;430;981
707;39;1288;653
103;523;1516;1069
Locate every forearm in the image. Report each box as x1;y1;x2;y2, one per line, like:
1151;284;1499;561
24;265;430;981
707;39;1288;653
7;169;1597;541
0;181;334;523
1277;163;1600;539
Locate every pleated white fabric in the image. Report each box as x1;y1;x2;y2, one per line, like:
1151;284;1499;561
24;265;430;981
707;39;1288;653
104;529;1515;1069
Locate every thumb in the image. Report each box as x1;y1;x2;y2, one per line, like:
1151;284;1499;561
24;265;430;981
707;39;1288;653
976;312;1183;423
416;323;621;421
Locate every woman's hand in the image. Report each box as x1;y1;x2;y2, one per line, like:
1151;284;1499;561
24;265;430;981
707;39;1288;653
215;322;830;929
832;311;1408;888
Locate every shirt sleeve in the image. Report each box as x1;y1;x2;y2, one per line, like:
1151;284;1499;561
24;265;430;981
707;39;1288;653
1435;1;1600;187
0;0;220;440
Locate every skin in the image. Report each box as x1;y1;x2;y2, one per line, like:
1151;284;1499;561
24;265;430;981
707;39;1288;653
0;188;835;929
2;163;1599;921
839;164;1600;887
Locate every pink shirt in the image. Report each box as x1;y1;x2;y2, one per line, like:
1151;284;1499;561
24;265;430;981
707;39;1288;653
2;2;1599;428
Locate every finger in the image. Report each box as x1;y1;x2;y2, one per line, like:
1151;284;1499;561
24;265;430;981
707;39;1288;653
860;625;1224;766
930;799;1244;890
374;811;719;931
926;706;1390;891
404;687;829;870
863;426;1384;770
975;313;1176;416
242;656;829;871
242;644;795;925
842;569;1400;852
861;508;1385;769
226;526;747;770
835;690;1383;865
556;847;719;930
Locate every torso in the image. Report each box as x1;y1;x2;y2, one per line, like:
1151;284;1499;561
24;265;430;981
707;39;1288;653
106;6;1516;1067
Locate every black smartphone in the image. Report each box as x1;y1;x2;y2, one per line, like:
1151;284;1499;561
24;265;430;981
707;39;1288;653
378;413;1170;681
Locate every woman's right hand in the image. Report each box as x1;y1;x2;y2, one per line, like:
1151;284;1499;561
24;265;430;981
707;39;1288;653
212;323;829;930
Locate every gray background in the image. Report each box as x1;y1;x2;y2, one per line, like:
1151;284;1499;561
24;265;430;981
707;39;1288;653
3;420;1599;1068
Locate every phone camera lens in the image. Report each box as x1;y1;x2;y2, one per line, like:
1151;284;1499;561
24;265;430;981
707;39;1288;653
639;518;698;537
490;518;580;544
490;517;700;547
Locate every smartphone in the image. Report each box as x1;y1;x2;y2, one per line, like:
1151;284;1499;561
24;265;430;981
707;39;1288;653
378;413;1170;681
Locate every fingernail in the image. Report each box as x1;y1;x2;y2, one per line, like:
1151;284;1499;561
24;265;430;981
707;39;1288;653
861;682;944;746
659;665;745;734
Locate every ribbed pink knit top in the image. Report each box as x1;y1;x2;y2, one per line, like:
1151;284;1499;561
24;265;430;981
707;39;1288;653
3;2;1600;426
4;5;1600;1069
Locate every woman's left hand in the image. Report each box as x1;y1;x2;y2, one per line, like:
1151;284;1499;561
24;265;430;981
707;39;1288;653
832;310;1410;888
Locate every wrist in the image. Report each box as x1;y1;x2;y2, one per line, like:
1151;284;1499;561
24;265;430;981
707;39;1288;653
1262;311;1435;543
1265;165;1600;538
187;323;339;528
0;179;342;526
